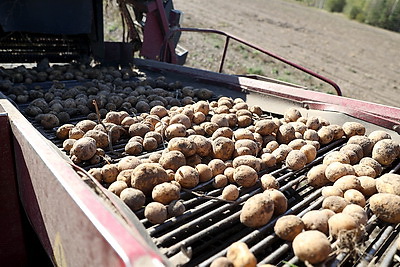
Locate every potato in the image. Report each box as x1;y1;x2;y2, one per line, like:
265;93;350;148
212;137;235;161
131;163;169;195
318;126;334;145
232;155;261;172
175;166;200;188
234;139;259;157
372;139;400;166
201;122;219;136
237;115;252;128
187;135;212;157
325;162;349;182
274;215;304;241
167;200;185;217
226;242;257;267
342;121;365;137
333;175;361;192
264;189;287;215
329;124;345;140
165;123;186;140
302;210;330;235
76;119;97;132
196;164;213;182
276;124;296;144
84;129;109;148
210;257;233;267
292;231;331;264
209;159;227;176
323;151;351;165
145;202;168;224
63;138;76;152
285;150;307;170
271;144;292;163
288;139;306;150
306;116;321;130
128;123;151;137
120;188;146;211
347;135;373;156
368;130;391;145
359;157;382;176
152;182;180;204
328;213;360;240
101;164;119;184
342;204;368;226
343;189;366;207
158;150;186;172
56;124;74;139
240;193;274;228
116;169;133;184
357;176;377;196
88;168;102;182
193;100;210;115
322;186;344;198
260;174;279;190
307;164;329;188
255;119;278;135
212;127;234;140
322;196;348;213
70;137;97;160
125;141;143;155
376;173;400;195
233;165;258;187
369;193;400;223
168;137;197;157
222;184;240;201
169;113;191;129
211;114;230;127
192;111;206;124
213;174;228;188
303;129;319;141
353;164;376;178
264;140;279;153
108;181;128;196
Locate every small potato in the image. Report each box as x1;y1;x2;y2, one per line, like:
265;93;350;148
213;174;228;188
211;114;229;127
237;115;252;128
224;167;235;183
322;196;348;213
376;173;400;196
222;184;240;201
116;169;133;184
88;168;102;182
328;213;360;240
212;137;235;161
101;164;119;184
274;215;304;241
306;116;321;130
226;242;257;267
343;189;366;207
255;119;278;135
342;204;368;226
234;139;259;157
342;121;365;138
240;193;274;228
369;193;400;223
128;123;151;137
117;156;141;172
285;150;307;170
75;120;97;132
271;144;292;163
260;153;277;168
120;188;146;211
131;163;170;195
302;210;330;235
196;164;213;182
175;166;200;188
167;200;185;217
368;130;392;145
125;141;143;155
264;140;279;153
322;186;344;198
359;157;382;176
152;182;180;204
233;128;254;141
307;164;329;188
170;114;191;129
340;143;364;165
292;231;331;264
63;139;76;152
347;135;373;156
168;137;197;157
260;174;279;190
329;124;345;140
56;124;74;139
358;176;377;196
212;127;234;140
108;181;128;196
70;137;97;161
187;135;212;157
303;129;319;141
159;150;186;171
325;162;349;182
300;144;317;163
232;155;261;172
40;114;60;129
209;159;227;176
233;165;258;187
276;124;296;144
284;107;302;122
318;126;334;145
165;123;186;140
84;129;109;148
372;139;400;166
323;151;351;165
145;202;168;224
264;189;287;215
353;164;376;178
333;175;361;192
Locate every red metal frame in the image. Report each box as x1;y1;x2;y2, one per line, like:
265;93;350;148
164;27;342;96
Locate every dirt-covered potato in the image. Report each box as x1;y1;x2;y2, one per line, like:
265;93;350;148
368;130;392;145
322;196;348;213
271;144;292;163
165;123;186;140
303;129;319;141
353;164;376;178
274;215;304;241
75;119;97;133
150;105;168;118
125;141;143;155
264;140;279;153
226;242;257;267
167;199;185;217
307;164;329;188
287;139;306;150
357;176;376;196
128;123;151;137
325;162;349;182
130;163;169;195
285;150;307;170
255;119;278;136
342;121;365;138
333;175;362;192
168;137;197;157
260;174;279;190
328;213;360;240
116;169;133;184
323;151;351;165
347;135;373;157
376;173;400;195
208;159;227;176
260;153;277;168
302;210;330;235
88;168;102;182
305;116;321;130
222;184;240;201
284;107;302;122
369;193;400;223
318;126;334;145
213;174;228;188
159;150;186;171
100;164;118;183
145;202;168;224
212;137;235;161
240;193;274;228
234;139;259;157
359;157;382;176
152;182;180;204
108;181;128;196
329;124;345;140
292;230;332;264
372;139;400;166
70;137;97;160
56;124;74;139
62;138;76;152
264;189;287;215
187;135;212;157
175;166;200;188
342;204;368;226
211;127;234;140
120;188;146;211
343;189;366;207
84;129;109;148
276;124;296;144
233;165;258;187
233;155;261;172
196;164;213;182
322;186;344;197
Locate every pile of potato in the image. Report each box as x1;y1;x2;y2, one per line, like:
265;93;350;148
55;88;399;265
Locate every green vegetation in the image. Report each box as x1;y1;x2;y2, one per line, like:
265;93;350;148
295;0;400;32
